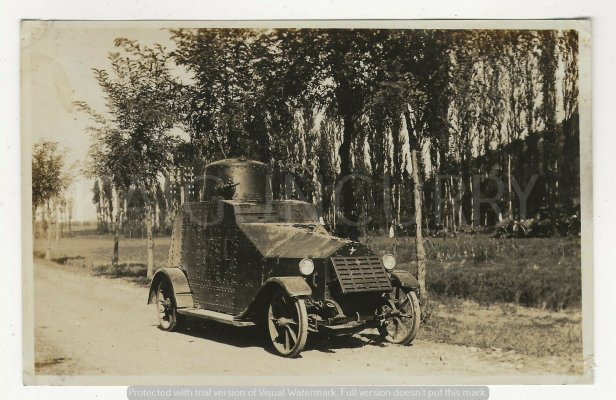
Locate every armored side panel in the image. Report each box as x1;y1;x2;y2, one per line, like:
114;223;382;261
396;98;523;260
180;201;265;315
181;202;231;313
167;211;184;268
202;158;269;203
224;202;268;313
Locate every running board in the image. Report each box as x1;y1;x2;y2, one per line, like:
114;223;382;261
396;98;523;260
177;308;255;327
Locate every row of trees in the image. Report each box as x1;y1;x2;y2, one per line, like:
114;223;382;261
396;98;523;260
92;176;184;237
79;29;579;289
32;139;75;259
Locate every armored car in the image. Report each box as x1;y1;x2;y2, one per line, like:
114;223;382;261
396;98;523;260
148;158;421;357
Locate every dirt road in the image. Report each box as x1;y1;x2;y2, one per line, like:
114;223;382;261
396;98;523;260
32;260;579;383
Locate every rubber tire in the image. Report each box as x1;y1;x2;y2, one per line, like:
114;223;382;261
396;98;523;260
156;279;182;332
382;290;421;346
266;290;308;358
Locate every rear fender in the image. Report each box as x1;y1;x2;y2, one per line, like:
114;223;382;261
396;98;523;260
147;268;194;309
389;269;420;291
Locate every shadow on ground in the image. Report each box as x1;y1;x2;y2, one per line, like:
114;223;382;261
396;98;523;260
170;318;388;356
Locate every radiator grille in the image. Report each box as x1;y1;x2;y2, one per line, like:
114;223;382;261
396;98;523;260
330;256;393;293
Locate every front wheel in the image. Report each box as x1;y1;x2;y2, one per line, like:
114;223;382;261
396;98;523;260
266;290;308;357
379;288;421;345
513;224;527;238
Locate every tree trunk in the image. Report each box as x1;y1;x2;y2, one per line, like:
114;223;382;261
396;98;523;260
396;183;401;227
68;206;72;236
508;153;513;218
55;203;61;242
449;177;456;233
154;203;158;235
45;201;51;261
146;205;155;280
337;113;359;241
410;148;427;299
32;206;37;240
404;109;427;301
112;192;121;267
469;176;474;226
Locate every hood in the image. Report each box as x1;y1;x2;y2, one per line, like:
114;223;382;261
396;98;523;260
238;223;351;258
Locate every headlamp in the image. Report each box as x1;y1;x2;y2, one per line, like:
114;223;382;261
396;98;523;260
382;254;396;270
299;258;314;275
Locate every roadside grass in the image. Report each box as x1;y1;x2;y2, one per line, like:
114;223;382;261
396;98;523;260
367;234;582;311
417;296;583;359
33;235;169;286
92;263;150;285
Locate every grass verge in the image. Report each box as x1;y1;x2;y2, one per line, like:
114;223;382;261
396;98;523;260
368;234;581;311
418;297;582;358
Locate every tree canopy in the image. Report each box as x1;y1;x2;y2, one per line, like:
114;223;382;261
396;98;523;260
32;139;71;210
82;28;580;238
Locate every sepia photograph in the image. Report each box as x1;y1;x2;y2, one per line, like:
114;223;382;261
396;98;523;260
20;19;592;387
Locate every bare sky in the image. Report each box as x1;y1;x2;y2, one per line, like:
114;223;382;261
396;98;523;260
23;22;176;221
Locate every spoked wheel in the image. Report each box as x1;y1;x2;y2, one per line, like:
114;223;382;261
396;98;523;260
267;290;308;357
156;279;181;331
379;288;421;345
513;224;527;238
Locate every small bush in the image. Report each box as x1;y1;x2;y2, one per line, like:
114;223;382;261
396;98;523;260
93;263;149;286
93;263;147;278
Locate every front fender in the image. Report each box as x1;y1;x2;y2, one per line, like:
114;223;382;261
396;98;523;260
147;268;194;309
263;276;312;297
389;269;420;290
238;276;312;320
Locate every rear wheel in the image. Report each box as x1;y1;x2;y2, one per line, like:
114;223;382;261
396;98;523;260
156;279;181;331
266;290;308;357
379;288;421;345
